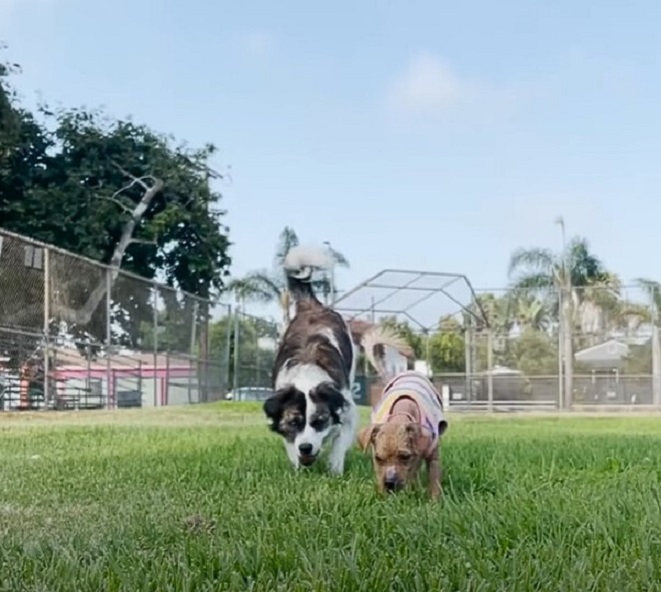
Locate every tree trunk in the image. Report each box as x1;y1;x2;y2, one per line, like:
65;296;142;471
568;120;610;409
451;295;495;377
561;294;574;409
55;178;164;326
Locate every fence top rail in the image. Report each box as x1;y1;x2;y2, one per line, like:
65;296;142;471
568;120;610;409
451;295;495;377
432;372;658;379
0;228;211;305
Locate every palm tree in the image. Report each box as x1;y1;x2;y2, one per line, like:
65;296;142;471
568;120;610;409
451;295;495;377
508;236;618;407
514;294;551;332
227;227;350;332
474;293;516;335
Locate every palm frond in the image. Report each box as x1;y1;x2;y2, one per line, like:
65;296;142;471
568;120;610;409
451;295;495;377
507;247;556;279
510;272;555;293
226;271;284;304
617;302;651;330
274;227;300;268
566;236;609;288
328;247;350;268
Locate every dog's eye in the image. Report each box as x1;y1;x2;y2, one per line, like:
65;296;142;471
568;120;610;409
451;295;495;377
398;452;412;462
286;417;301;427
310;417;328;430
374;455;385;464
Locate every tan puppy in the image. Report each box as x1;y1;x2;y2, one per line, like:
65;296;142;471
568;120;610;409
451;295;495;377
358;328;448;499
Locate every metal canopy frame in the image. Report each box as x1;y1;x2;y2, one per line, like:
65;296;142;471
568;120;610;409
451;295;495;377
333;269;489;333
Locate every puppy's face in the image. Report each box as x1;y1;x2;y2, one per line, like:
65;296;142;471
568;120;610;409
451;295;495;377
358;422;432;493
264;381;346;466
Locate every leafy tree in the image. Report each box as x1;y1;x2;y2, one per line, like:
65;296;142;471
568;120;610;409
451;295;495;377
228;226;349;331
0;50;231;366
511;328;558;376
0;48;21;156
428;316;465;373
377;315;466;375
474;292;516;335
514;294;551;332
622;341;652;375
208;313;278;389
508;235;618;405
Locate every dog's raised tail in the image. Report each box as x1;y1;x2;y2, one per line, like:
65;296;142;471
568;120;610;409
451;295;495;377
283;245;335;301
361;325;413;379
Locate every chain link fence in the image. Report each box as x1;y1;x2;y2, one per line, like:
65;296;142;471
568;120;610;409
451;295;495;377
4;230;661;413
427;284;661;411
340;280;661;412
226;308;278;400
0;229;230;411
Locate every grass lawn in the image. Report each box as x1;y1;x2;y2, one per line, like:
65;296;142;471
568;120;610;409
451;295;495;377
2;404;661;591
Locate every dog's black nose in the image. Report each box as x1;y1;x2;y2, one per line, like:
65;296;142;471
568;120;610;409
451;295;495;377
384;478;399;492
298;443;313;455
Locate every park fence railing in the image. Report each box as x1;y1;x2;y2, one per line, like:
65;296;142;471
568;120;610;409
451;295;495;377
3;229;658;414
0;229;232;411
414;283;660;412
347;283;661;412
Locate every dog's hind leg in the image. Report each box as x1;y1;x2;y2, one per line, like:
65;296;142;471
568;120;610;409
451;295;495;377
426;446;442;500
327;402;358;476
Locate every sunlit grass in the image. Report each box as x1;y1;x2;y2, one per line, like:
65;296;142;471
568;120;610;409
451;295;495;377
2;404;661;590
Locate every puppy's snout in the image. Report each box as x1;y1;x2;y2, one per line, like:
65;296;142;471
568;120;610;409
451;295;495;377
384;478;399;492
298;443;313;456
383;467;402;492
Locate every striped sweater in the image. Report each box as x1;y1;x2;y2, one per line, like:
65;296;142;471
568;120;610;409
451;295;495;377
371;371;447;451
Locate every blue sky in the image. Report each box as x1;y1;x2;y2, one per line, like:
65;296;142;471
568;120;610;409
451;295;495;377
2;0;661;320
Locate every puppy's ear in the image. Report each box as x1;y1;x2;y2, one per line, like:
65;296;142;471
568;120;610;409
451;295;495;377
438;419;448;437
405;423;434;456
357;424;380;452
263;387;294;420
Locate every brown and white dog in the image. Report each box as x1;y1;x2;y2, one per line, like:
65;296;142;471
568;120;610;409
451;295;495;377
264;245;361;475
358;327;448;499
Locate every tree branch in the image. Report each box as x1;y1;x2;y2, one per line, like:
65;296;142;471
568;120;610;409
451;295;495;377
53;171;165;326
128;237;158;247
99;193;133;215
111;161;158;191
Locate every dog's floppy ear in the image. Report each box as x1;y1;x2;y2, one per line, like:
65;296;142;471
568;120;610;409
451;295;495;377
311;381;346;410
406;423;434;455
263;387;295;420
357;424;380;452
311;382;347;424
438;419;448;437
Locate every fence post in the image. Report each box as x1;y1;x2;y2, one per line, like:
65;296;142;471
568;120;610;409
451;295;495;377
463;316;473;405
153;285;159;407
232;305;241;392
198;299;210;403
653;324;661;407
188;357;193;404
165;352;170;405
190;299;198;403
43;246;50;410
557;285;564;411
487;330;494;412
105;268;113;409
222;304;232;398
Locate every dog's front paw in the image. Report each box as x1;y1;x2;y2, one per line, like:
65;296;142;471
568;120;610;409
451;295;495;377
429;483;442;501
327;460;345;476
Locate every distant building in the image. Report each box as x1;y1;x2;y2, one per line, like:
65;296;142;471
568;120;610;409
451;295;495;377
574;339;630;371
